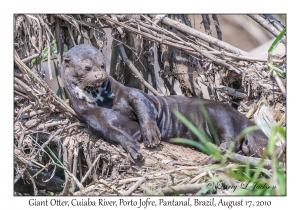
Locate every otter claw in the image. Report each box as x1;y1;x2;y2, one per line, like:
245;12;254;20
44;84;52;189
141;122;161;148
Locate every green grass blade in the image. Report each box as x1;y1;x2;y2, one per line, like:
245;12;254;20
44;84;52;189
235;125;261;142
173;110;211;143
199;102;220;146
268;28;286;54
173;110;221;159
169;187;179;196
196;181;214;195
172;138;209;154
172;138;221;159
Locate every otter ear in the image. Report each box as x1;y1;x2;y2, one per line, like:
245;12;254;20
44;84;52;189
63;56;71;63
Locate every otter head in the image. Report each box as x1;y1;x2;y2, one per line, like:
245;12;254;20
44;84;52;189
62;44;113;107
62;44;108;89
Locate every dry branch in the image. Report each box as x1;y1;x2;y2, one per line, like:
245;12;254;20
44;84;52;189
157;183;206;195
124;176;147;196
262;14;285;31
212;14;222;41
21;54;39;64
248;14;286;44
118;43;163;96
101;15;243;74
81;154;101;183
150;15;249;55
14;54;79;118
273;74;286;97
214;85;247;98
209;142;285;170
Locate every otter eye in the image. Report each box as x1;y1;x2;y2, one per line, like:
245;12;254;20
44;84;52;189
63;56;70;63
85;66;91;71
101;64;105;69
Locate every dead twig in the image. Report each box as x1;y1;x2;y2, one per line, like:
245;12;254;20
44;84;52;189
212;15;222;41
71;145;79;190
14;77;40;106
14;54;79;118
273;74;286;97
188;172;208;184
156;183;206;195
214;85;247;98
61;179;71;196
123;176;147;195
262;14;285;31
102;15;243;74
247;14;286;44
21;53;39;64
209;142;285;170
81;153;101;183
208;50;283;63
118;44;163;96
82;145;98;182
150;15;249;55
202;14;214;48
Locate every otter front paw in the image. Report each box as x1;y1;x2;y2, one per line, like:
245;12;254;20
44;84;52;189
141;120;161;148
121;140;144;162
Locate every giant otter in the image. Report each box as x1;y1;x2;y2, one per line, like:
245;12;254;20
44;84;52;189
62;44;268;162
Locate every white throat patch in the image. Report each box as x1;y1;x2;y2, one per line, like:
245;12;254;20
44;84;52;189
70;80;114;107
72;85;104;103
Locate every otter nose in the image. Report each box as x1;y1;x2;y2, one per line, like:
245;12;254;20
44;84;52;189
94;72;103;79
